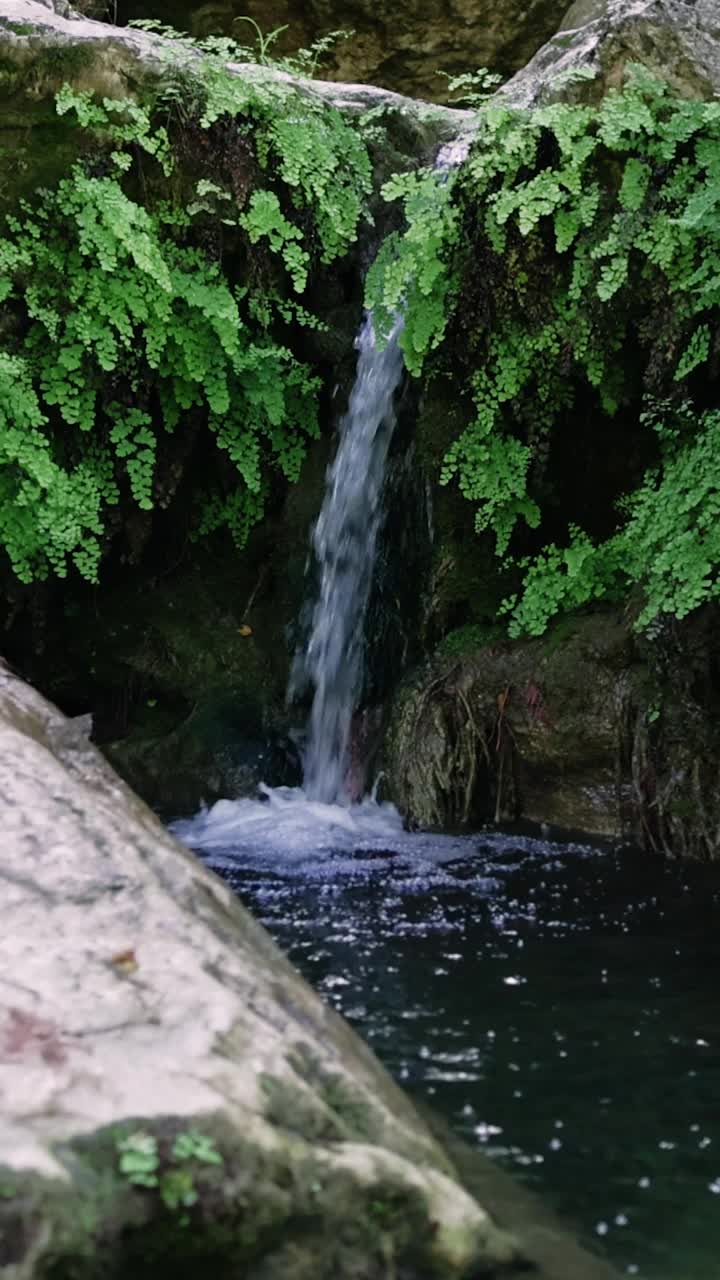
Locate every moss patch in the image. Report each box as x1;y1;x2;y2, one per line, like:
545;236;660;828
287;1043;382;1142
1;1112;471;1280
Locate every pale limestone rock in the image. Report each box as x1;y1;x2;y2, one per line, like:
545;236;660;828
504;0;720;105
0;0;474;132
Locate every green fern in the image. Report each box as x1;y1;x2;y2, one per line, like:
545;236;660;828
368;66;720;633
0;29;375;584
365;170;459;374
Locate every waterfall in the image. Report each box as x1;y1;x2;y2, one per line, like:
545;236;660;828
288;313;405;805
173;140;473;848
284;137;473;808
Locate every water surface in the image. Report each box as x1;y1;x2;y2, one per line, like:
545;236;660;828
173;793;720;1279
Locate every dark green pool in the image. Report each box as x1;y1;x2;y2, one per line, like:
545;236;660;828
177;802;720;1279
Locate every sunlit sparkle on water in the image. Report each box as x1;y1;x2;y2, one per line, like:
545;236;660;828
173;792;720;1279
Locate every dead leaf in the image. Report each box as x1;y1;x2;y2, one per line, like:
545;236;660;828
110;948;139;976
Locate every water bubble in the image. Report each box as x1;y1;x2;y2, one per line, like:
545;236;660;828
474;1122;503;1142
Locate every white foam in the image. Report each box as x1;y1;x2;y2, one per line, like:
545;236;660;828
170;784;483;875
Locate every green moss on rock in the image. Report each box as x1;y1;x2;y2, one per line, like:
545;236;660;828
1;1112;506;1280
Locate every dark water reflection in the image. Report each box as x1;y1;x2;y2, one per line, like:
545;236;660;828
193;830;720;1278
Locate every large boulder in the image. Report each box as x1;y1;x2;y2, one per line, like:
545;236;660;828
0;660;625;1277
0;656;512;1278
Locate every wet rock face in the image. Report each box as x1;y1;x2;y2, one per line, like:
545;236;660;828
384;606;720;859
384;615;643;839
632;608;720;862
117;0;571;101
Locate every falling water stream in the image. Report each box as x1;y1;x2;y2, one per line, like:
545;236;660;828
172;216;720;1279
288;313;404;803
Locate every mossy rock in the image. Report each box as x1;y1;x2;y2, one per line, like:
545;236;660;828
384;611;645;836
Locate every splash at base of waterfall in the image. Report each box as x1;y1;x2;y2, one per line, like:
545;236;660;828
170;783;489;874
